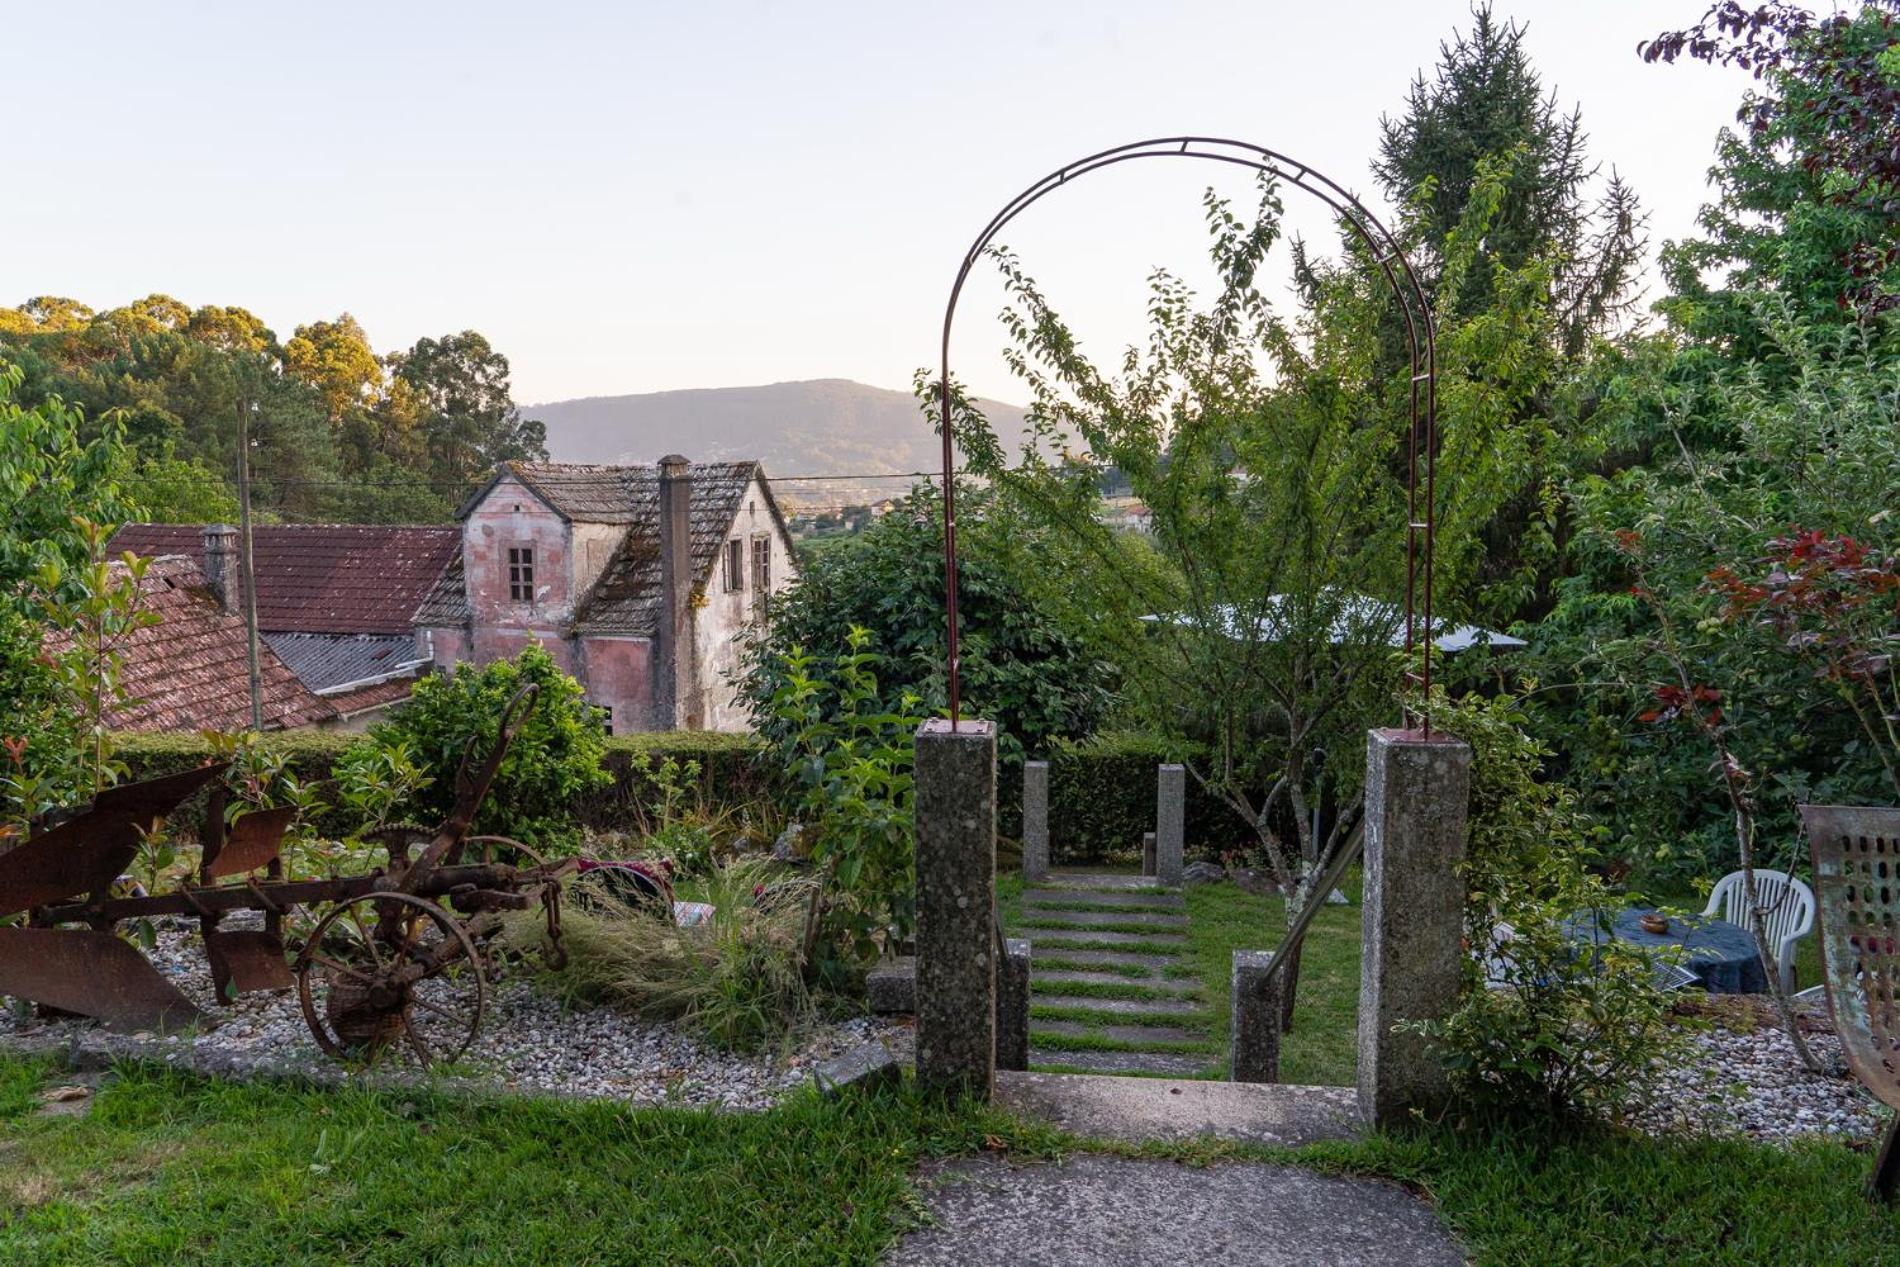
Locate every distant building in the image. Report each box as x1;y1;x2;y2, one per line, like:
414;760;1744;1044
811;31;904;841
419;458;797;733
1098;498;1154;535
108;522;462;729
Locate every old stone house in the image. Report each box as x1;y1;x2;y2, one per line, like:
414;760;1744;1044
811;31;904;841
416;458;796;733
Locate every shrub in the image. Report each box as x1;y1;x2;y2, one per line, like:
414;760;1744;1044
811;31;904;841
360;643;610;846
1413;686;1685;1123
760;627;923;984
517;859;815;1053
1045;732;1253;864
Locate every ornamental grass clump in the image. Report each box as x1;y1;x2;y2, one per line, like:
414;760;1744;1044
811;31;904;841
520;859;815;1053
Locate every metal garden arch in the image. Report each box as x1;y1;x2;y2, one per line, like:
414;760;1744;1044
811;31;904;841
935;136;1441;732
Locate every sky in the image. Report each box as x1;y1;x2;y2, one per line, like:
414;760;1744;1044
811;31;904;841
1;1;1759;407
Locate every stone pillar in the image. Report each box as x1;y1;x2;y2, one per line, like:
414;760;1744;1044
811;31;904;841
1156;764;1185;886
914;718;998;1097
1357;727;1471;1127
201;524;238;614
1141;832;1157;877
997;937;1031;1072
1230;949;1282;1083
1022;761;1050;882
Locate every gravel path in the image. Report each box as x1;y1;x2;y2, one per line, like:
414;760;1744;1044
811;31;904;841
0;917;911;1110
1635;997;1890;1144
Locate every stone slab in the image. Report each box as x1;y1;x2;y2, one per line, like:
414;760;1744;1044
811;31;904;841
1031;969;1199;994
1022;760;1049;883
1033;1020;1206;1046
1032;994;1206;1018
998;938;1031;1074
1231;948;1282;1083
812;1042;903;1097
914;718;998;1096
993;1070;1361;1147
1029;928;1188;948
1039;873;1171;892
1029;1047;1212;1077
1022;889;1185;910
884;1153;1459;1266
1032;949;1180;971
1018;909;1188;930
867;957;917;1014
1156;764;1185;886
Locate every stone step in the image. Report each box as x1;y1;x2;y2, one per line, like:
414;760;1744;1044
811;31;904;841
1029;1047;1216;1077
1039;873;1175;893
994;1071;1362;1147
1032;969;1200;995
1025;928;1188;949
1023;889;1186;910
1034;1020;1209;1046
1033;994;1207;1018
1018;908;1189;930
1032;948;1182;972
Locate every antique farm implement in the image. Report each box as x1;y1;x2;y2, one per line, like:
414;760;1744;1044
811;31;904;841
0;686;571;1066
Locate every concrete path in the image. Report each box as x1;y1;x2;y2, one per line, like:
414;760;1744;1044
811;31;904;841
883;1154;1464;1266
1013;873;1220;1077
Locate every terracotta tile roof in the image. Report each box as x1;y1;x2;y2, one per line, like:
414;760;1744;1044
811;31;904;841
47;555;336;733
108;523;461;636
412;554;471;629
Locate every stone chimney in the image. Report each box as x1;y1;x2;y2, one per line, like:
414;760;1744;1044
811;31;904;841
656;456;697;729
202;524;238;614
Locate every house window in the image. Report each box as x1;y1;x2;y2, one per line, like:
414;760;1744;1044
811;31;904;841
597;705;614;736
507;546;534;602
725;538;745;592
750;536;771;600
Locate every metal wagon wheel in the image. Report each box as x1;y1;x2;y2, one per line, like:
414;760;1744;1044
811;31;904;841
294;891;487;1067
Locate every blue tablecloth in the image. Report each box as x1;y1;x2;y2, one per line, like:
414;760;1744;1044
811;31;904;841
1569;907;1767;994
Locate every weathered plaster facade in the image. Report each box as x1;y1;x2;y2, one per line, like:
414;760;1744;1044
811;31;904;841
416;461;795;734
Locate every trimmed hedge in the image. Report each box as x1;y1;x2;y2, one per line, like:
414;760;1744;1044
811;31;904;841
113;727;1251;862
1041;732;1254;864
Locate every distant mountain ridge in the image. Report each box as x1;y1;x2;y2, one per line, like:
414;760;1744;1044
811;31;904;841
528;379;1033;493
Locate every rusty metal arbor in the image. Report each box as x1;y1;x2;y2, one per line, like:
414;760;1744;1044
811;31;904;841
936;136;1440;730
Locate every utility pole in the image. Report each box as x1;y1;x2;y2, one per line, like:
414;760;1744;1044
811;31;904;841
236;382;264;731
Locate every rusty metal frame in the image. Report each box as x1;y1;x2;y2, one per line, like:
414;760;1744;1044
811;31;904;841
937;135;1439;732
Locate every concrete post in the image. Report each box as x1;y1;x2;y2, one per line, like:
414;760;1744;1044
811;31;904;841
1356;727;1471;1127
1022;761;1050;882
1141;832;1157;877
1230;949;1282;1083
997;937;1031;1072
914;718;998;1097
1156;764;1185;886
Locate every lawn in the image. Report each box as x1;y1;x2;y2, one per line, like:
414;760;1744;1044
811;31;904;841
3;1054;1898;1265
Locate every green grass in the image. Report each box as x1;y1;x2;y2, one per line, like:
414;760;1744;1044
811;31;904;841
1030;935;1188;955
0;1056;1063;1266
1029;1029;1218;1056
1028;978;1203;1002
1028;956;1157;978
3;1055;1897;1264
1015;916;1188;936
1183;875;1363;1086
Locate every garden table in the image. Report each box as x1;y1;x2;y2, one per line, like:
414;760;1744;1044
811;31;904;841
1568;907;1767;994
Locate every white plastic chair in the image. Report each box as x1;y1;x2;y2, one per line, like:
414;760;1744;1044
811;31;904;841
1703;868;1816;995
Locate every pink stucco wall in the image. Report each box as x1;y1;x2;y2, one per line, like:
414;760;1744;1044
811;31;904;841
580;637;655;733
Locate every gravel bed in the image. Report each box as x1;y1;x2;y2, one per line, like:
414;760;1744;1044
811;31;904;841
1634;997;1889;1144
0;917;912;1110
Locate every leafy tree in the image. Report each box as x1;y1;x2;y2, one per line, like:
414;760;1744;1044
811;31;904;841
737;482;1117;769
284;313;383;423
1644;1;1900;325
0;361;138;607
387;331;547;490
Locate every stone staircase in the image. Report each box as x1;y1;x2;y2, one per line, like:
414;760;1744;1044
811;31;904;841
1010;874;1220;1078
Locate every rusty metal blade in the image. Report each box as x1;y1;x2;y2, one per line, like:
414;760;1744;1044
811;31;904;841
204;929;294;996
206;806;296;878
0;927;207;1032
0;764;230;917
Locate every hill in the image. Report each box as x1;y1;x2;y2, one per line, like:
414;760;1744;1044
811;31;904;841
528;379;1033;504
